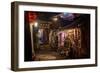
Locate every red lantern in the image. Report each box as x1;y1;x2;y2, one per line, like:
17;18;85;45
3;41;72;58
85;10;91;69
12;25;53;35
28;12;37;23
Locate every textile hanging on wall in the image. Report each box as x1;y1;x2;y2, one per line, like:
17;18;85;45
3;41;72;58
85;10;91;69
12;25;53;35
49;30;53;45
38;29;49;44
38;29;43;44
49;30;58;47
57;31;66;47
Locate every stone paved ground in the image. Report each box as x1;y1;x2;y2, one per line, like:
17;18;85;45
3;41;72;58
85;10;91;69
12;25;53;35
33;48;67;61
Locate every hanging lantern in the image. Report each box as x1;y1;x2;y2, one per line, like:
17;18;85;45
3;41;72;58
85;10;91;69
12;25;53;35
28;12;37;23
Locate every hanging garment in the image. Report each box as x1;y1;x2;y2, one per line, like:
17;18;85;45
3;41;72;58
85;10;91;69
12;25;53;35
38;29;44;44
57;31;66;47
49;30;58;48
49;30;53;44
